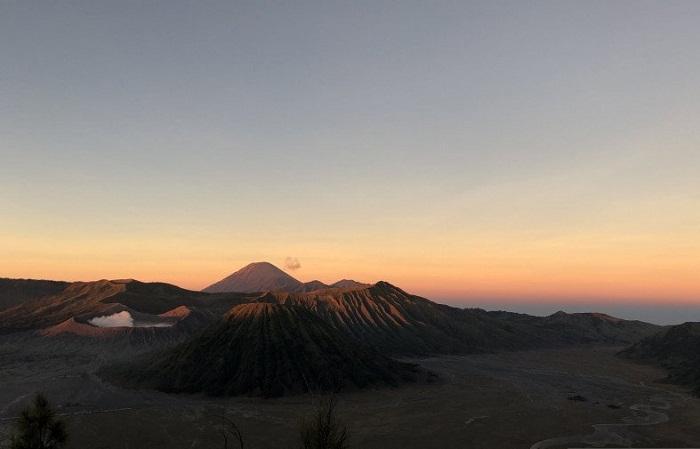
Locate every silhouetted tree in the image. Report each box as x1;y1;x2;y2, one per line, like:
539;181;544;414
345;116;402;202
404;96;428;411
10;394;67;449
297;397;349;449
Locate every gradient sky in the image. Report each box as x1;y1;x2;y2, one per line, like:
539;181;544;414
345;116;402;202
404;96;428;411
2;1;699;323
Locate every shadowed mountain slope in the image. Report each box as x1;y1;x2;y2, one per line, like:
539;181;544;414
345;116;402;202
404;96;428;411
621;322;700;393
540;311;659;343
0;278;69;311
102;303;426;397
486;310;660;345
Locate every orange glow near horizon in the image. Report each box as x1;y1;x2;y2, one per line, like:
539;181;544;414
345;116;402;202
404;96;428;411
3;143;699;307
2;225;698;306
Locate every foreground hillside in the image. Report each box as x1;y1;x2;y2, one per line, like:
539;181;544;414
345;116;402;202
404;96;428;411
622;322;700;394
103;303;427;397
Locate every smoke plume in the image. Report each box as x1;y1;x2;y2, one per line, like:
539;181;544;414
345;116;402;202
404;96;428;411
284;257;301;271
89;311;134;328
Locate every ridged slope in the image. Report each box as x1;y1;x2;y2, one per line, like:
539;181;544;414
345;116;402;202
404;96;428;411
105;303;424;397
253;282;531;354
255;283;661;354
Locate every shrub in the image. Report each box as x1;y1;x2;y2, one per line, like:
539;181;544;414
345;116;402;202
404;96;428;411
10;394;67;449
297;397;349;449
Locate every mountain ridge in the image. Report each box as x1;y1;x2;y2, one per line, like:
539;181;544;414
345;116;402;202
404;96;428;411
0;271;661;353
102;302;428;397
202;261;371;294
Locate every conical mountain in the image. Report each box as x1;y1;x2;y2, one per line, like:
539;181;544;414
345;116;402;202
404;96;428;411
102;303;425;397
203;262;304;293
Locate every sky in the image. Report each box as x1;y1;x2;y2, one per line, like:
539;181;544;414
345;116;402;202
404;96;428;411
1;1;699;323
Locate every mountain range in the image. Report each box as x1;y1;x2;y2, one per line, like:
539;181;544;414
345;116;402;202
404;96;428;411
203;261;368;293
0;262;667;396
103;303;428;397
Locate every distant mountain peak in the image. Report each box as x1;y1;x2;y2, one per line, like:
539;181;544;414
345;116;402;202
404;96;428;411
301;280;330;292
331;279;370;290
203;262;377;294
203;262;303;293
371;280;406;294
548;310;623;323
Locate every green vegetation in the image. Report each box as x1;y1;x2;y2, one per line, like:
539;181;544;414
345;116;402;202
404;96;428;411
9;394;67;449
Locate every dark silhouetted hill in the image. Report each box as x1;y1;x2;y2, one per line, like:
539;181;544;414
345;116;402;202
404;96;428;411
622;322;700;393
103;303;426;397
496;310;661;345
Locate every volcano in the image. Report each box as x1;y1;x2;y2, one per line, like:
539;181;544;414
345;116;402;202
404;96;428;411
202;262;374;294
102;302;426;397
203;262;306;293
